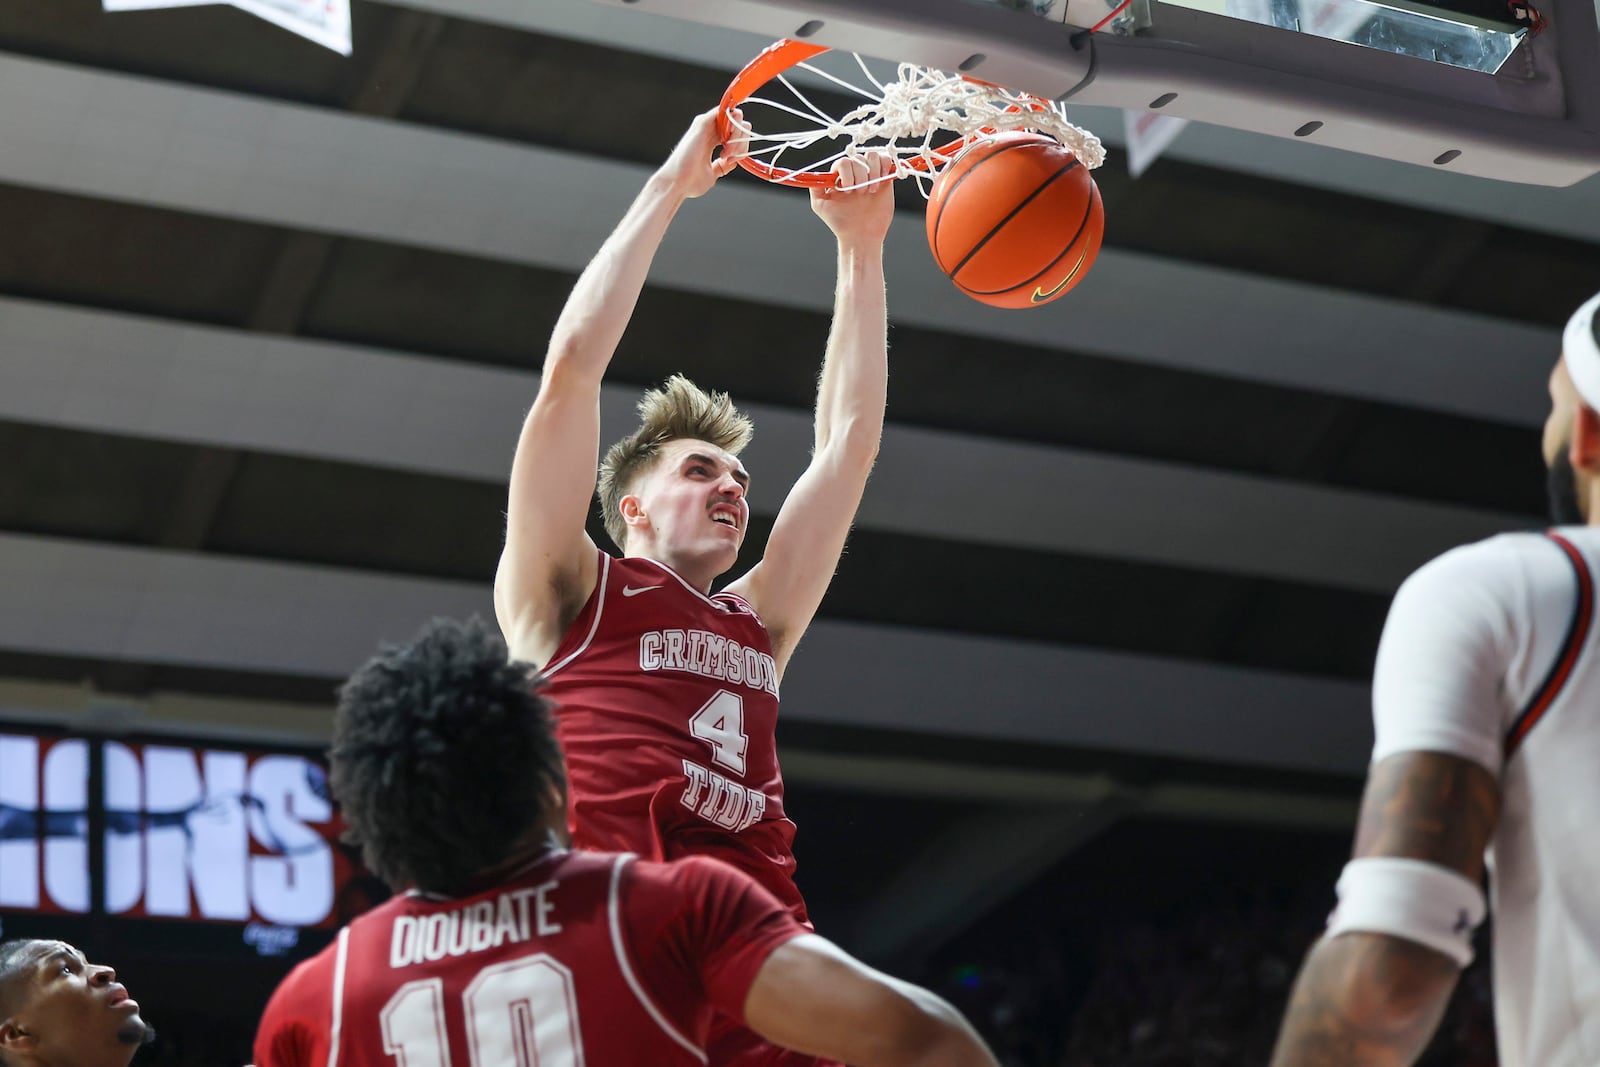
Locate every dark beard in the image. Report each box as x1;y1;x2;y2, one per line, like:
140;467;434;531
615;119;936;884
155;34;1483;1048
115;1019;155;1048
1547;448;1588;526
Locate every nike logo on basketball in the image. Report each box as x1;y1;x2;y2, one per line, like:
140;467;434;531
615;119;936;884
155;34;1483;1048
622;585;662;597
1030;243;1093;304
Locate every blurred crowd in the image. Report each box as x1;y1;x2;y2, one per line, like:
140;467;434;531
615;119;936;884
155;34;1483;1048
934;888;1498;1067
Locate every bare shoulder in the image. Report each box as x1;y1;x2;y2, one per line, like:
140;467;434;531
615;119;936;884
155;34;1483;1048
721;566;798;669
720;561;758;601
720;567;771;627
497;546;601;669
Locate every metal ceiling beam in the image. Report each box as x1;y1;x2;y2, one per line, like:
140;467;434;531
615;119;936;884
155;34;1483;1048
243;6;445;343
389;0;1600;237
0;297;1522;593
0;53;1557;426
143;13;449;695
0;680;335;747
152;11;447;533
0;532;1373;774
564;0;1600;185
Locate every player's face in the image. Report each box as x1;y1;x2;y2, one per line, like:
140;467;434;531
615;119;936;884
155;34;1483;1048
1545;359;1589;525
629;439;750;567
0;942;150;1067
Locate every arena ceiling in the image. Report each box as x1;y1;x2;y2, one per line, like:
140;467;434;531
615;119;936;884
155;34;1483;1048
0;0;1596;962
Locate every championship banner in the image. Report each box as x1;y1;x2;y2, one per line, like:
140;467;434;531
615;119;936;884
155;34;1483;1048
102;0;351;55
0;729;380;958
1123;109;1190;178
229;0;352;55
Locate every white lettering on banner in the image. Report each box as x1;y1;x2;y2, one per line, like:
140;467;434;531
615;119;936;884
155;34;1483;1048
638;629;779;695
103;743;141;914
0;735;40;909
144;746;251;920
43;741;88;913
0;742;45;908
0;735;337;925
389;883;563;969
679;758;767;832
248;755;334;926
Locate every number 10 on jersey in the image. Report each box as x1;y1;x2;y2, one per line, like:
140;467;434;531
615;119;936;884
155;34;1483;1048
381;955;585;1067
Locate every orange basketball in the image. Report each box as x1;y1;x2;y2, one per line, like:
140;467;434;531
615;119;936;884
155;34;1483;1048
926;132;1104;309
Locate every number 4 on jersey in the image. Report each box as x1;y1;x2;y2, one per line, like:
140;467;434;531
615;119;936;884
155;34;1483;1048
689;690;748;775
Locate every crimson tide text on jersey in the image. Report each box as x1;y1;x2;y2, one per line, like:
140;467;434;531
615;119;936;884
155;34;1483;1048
542;552;805;920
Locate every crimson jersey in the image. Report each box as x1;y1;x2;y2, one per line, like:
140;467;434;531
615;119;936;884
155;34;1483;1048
253;850;806;1067
544;552;803;921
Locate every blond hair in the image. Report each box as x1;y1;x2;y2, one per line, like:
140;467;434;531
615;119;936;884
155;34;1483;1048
598;375;754;550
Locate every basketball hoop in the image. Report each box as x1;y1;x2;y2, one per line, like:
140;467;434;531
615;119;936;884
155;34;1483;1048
717;39;1105;194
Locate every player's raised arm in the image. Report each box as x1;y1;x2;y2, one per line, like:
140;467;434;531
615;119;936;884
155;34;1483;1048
496;107;748;663
725;152;894;673
743;935;1000;1067
1269;549;1507;1067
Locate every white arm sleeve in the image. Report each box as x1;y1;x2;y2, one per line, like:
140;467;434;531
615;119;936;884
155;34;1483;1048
1371;539;1523;777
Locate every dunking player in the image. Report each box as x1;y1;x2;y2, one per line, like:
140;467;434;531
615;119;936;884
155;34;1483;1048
492;104;893;1064
0;940;152;1067
1269;290;1600;1067
254;619;998;1067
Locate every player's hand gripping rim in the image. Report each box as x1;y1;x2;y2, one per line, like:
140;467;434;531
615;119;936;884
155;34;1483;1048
811;150;896;246
662;106;752;200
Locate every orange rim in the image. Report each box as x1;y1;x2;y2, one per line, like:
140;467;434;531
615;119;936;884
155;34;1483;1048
718;39;986;189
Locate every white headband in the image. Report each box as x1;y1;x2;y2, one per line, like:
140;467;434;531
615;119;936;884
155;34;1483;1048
1566;290;1600;411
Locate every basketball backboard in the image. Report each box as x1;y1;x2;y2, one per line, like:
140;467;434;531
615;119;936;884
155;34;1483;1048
585;0;1600;185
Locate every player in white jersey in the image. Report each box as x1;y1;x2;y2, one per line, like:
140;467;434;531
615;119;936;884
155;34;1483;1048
1269;290;1600;1067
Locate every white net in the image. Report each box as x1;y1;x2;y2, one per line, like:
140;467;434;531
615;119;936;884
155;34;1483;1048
740;52;1105;194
